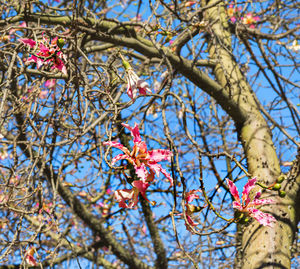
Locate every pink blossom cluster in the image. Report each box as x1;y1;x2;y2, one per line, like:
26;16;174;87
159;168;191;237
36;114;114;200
34;202;53;214
19;35;67;75
104;122;277;228
227;4;259;28
104;123;173;208
242;13;260;28
227;4;241;23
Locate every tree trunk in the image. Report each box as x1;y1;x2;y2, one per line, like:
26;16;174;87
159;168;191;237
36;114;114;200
205;1;300;268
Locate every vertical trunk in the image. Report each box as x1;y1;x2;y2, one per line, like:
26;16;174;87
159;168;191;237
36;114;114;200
205;1;299;268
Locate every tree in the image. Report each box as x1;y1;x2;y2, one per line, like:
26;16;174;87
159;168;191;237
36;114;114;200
0;0;299;268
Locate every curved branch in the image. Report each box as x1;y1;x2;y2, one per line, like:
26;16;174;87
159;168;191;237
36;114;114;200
2;13;246;124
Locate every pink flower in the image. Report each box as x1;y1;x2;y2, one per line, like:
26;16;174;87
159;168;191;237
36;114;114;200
185;214;199;231
103;123;173;185
242;13;259;28
226;178;276;227
19;22;27;28
97;202;110;216
227;4;235;17
42;202;52;213
125;69;151;100
227;4;240;23
51;54;67;75
122;59;151;100
141;224;147;234
183;189;203;232
106;188;112;195
26;55;44;68
19;35;67;75
25;247;37;266
230;16;237;23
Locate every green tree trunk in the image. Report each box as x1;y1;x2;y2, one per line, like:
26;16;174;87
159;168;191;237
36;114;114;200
205;1;300;268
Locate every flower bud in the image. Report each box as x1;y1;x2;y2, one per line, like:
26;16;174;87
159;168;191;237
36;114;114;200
277;174;286;183
279;190;286;198
243;217;250;223
238;216;250;224
57;38;65;49
272;183;281;190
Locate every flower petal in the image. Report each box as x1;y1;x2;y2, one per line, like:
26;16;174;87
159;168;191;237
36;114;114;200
185;189;200;203
248;198;275;207
226;179;240;203
185;214;198;232
103;140;131;155
253;190;261;200
186;214;198;226
127;83;137;100
146;162;161;177
248;207;276;227
132;180;150;199
26;55;44;68
146;161;174;186
19;38;36;48
126;73;139;100
137;79;151;95
39;43;50;55
242;177;257;206
148;149;172;162
52;57;67;75
232;201;242;210
122;122;142;143
159;166;173;186
134;163;149;182
111;153;132;165
114;189;134;208
25;248;37;266
26;254;37;266
136;141;148;154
